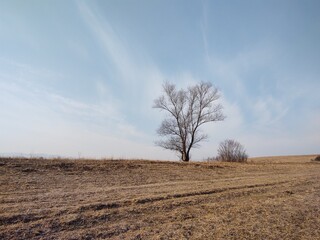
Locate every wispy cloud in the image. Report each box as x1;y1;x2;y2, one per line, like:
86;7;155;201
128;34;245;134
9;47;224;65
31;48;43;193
252;96;289;127
76;1;169;131
200;12;319;157
6;50;184;158
49;94;118;121
77;1;138;86
201;0;210;62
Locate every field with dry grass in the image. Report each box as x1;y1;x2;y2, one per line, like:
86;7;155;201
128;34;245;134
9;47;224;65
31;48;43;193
0;155;319;239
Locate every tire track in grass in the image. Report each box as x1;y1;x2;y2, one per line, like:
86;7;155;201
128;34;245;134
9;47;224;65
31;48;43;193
77;181;290;213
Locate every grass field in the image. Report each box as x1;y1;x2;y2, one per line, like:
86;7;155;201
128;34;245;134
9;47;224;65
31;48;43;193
0;155;319;239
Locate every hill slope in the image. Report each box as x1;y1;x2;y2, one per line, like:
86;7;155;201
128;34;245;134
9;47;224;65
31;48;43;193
0;156;319;239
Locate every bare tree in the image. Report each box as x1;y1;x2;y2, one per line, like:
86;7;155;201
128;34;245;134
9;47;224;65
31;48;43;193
153;82;225;162
217;139;248;162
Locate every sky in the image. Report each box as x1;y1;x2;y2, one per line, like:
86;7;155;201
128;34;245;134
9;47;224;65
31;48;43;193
0;0;319;160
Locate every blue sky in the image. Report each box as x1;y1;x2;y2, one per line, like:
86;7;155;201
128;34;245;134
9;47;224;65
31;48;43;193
0;0;319;160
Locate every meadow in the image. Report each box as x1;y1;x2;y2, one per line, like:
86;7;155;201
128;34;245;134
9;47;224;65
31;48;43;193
0;155;319;239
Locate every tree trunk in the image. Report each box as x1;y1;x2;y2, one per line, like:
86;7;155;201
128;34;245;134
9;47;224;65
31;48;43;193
181;151;190;162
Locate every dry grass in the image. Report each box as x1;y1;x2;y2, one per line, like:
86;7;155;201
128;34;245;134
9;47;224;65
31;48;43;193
0;155;319;239
249;154;318;163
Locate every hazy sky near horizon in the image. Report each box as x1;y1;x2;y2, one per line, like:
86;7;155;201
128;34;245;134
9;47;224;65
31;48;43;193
0;0;319;160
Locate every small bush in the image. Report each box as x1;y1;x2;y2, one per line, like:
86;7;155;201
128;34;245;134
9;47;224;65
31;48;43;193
314;156;320;161
217;139;248;163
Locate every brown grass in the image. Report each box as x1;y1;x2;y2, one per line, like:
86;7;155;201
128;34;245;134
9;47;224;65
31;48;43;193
0;155;319;239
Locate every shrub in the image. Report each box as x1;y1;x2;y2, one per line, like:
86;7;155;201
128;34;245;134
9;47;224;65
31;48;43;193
217;139;248;162
314;156;320;161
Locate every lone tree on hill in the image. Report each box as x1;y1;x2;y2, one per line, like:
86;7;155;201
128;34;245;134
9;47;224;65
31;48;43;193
153;81;225;162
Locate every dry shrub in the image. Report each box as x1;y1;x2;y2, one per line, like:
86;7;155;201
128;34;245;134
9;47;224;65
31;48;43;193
314;156;320;161
217;139;248;162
